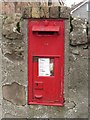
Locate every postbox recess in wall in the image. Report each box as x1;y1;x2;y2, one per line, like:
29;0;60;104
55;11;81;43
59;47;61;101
28;19;64;106
32;20;60;36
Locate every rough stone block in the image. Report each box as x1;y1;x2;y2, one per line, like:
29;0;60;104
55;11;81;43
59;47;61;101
2;82;26;106
2;24;14;37
3;13;21;25
32;2;40;18
70;31;88;45
51;2;60;6
73;27;87;34
16;2;31;13
40;2;48;6
4;51;24;61
40;6;49;18
49;6;60;18
4;16;15;25
3;14;22;38
3;38;24;61
72;18;87;29
32;7;40;18
2;2;15;15
60;6;70;18
3;31;23;40
22;7;32;18
15;13;22;21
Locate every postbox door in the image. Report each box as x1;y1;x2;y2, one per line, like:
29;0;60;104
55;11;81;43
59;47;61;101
28;20;64;105
32;56;63;103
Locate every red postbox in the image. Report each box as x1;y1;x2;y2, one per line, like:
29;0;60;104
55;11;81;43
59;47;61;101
28;19;64;106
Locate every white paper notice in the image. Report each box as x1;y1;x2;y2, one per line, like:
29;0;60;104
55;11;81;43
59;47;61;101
38;58;50;76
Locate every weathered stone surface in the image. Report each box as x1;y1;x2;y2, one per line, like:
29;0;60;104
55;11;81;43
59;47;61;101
2;100;28;118
3;32;23;40
0;48;2;119
3;14;22;38
69;47;88;89
49;6;60;18
70;31;87;45
15;2;31;13
3;23;14;36
64;89;88;118
2;2;15;15
88;33;90;44
64;20;70;99
40;6;49;18
2;82;26;106
2;2;32;15
0;10;2;118
60;6;70;18
22;7;32;18
29;105;64;118
70;17;88;46
51;2;60;6
71;49;80;55
66;46;88;118
88;22;90;42
14;13;22;22
2;36;24;61
72;18;87;28
32;3;40;18
1;3;88;119
73;27;87;33
0;2;2;14
4;51;23;61
4;16;14;25
65;101;76;110
3;13;21;25
2;57;25;85
32;7;40;18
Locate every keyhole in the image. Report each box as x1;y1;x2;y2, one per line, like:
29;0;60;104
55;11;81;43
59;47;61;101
36;83;38;86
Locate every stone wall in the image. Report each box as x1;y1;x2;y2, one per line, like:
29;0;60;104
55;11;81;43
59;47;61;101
1;2;88;118
70;17;88;45
0;2;2;119
67;17;88;118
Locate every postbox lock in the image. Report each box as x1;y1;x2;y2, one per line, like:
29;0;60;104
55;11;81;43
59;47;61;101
36;83;38;86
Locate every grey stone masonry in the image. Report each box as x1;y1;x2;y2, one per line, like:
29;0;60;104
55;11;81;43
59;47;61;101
70;17;88;46
1;1;88;119
2;82;26;106
22;3;70;19
1;2;70;118
88;21;90;43
0;2;2;119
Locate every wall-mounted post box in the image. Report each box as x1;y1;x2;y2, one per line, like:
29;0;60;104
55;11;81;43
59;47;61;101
28;20;64;106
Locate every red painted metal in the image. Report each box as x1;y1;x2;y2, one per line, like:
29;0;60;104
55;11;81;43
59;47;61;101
28;19;65;106
32;25;60;32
